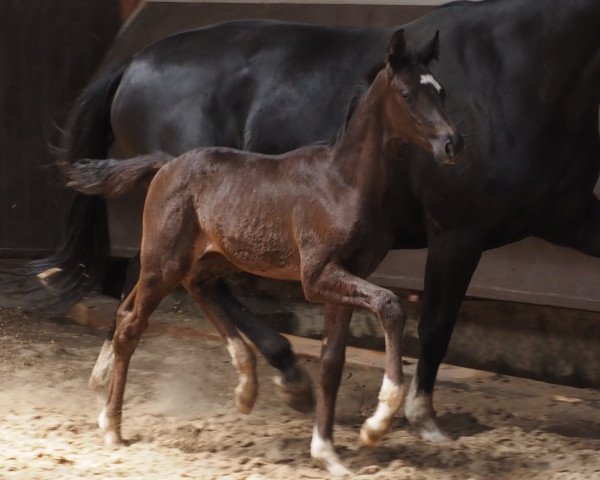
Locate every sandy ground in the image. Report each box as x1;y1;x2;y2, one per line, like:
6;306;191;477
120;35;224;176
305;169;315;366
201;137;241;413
1;303;600;480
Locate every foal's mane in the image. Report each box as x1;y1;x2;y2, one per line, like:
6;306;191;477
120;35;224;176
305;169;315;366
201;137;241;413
329;62;383;146
331;48;425;146
331;87;367;146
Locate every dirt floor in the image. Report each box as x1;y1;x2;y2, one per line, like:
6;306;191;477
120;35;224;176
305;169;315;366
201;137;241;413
1;300;600;480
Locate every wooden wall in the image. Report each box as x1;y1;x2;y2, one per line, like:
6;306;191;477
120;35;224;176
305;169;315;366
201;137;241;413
0;1;121;257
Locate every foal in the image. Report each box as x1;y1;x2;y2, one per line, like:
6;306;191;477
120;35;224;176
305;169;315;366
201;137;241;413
74;29;462;475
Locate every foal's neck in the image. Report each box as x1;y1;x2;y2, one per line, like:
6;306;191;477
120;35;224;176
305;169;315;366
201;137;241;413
332;70;397;204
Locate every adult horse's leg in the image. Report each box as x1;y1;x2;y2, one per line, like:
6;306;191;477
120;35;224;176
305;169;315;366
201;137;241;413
204;281;314;412
405;229;482;441
311;304;352;476
90;253;141;404
542;197;600;257
182;280;258;414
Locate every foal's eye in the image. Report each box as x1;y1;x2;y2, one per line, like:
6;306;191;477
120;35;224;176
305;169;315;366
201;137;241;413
402;93;414;104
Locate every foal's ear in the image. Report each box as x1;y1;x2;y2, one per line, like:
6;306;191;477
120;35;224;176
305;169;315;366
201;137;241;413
387;29;408;70
419;30;440;64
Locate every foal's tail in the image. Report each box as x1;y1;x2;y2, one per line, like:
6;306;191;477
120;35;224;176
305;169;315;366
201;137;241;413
64;152;174;197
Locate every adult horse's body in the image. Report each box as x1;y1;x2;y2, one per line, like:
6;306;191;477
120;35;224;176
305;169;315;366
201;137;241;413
4;0;600;445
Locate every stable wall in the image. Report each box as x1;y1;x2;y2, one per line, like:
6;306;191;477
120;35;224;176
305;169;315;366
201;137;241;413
0;1;121;257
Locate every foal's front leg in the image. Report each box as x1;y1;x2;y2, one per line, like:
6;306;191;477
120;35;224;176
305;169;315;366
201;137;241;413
311;304;352;476
303;264;407;471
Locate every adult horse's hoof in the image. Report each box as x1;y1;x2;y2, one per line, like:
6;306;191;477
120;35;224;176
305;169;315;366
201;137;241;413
416;419;452;443
273;365;314;413
404;377;451;442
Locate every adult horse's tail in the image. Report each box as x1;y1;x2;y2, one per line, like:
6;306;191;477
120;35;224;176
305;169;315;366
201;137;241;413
0;63;128;311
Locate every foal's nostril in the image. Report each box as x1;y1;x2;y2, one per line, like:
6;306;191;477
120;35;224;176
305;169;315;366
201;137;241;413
444;134;464;159
444;139;456;158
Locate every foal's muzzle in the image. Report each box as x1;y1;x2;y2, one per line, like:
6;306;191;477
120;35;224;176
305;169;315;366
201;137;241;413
443;133;465;163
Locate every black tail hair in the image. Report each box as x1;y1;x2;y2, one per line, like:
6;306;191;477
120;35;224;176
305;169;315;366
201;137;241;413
0;63;128;312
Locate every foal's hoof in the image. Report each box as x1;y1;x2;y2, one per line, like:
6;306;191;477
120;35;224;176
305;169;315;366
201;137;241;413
311;428;353;477
359;421;385;448
98;408;124;447
273;366;314;413
104;431;125;448
314;457;354;477
234;380;258;415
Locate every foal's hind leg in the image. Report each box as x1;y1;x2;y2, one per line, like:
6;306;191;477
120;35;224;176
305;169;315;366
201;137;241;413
89;257;312;412
90;254;141;405
214;281;314;413
99;173;196;446
99;273;177;446
182;268;258;414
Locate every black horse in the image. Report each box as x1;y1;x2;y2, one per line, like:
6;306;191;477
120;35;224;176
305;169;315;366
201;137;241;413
3;0;600;445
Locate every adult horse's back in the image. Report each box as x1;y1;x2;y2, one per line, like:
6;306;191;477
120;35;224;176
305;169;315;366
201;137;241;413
110;21;392;155
3;0;600;442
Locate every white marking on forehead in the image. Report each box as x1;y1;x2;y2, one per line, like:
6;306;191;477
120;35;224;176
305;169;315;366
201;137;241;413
420;74;442;93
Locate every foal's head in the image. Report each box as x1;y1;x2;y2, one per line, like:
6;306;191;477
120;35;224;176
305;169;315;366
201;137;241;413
382;29;464;164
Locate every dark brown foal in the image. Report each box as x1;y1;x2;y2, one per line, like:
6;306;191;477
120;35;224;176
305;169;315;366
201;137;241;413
81;29;462;475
